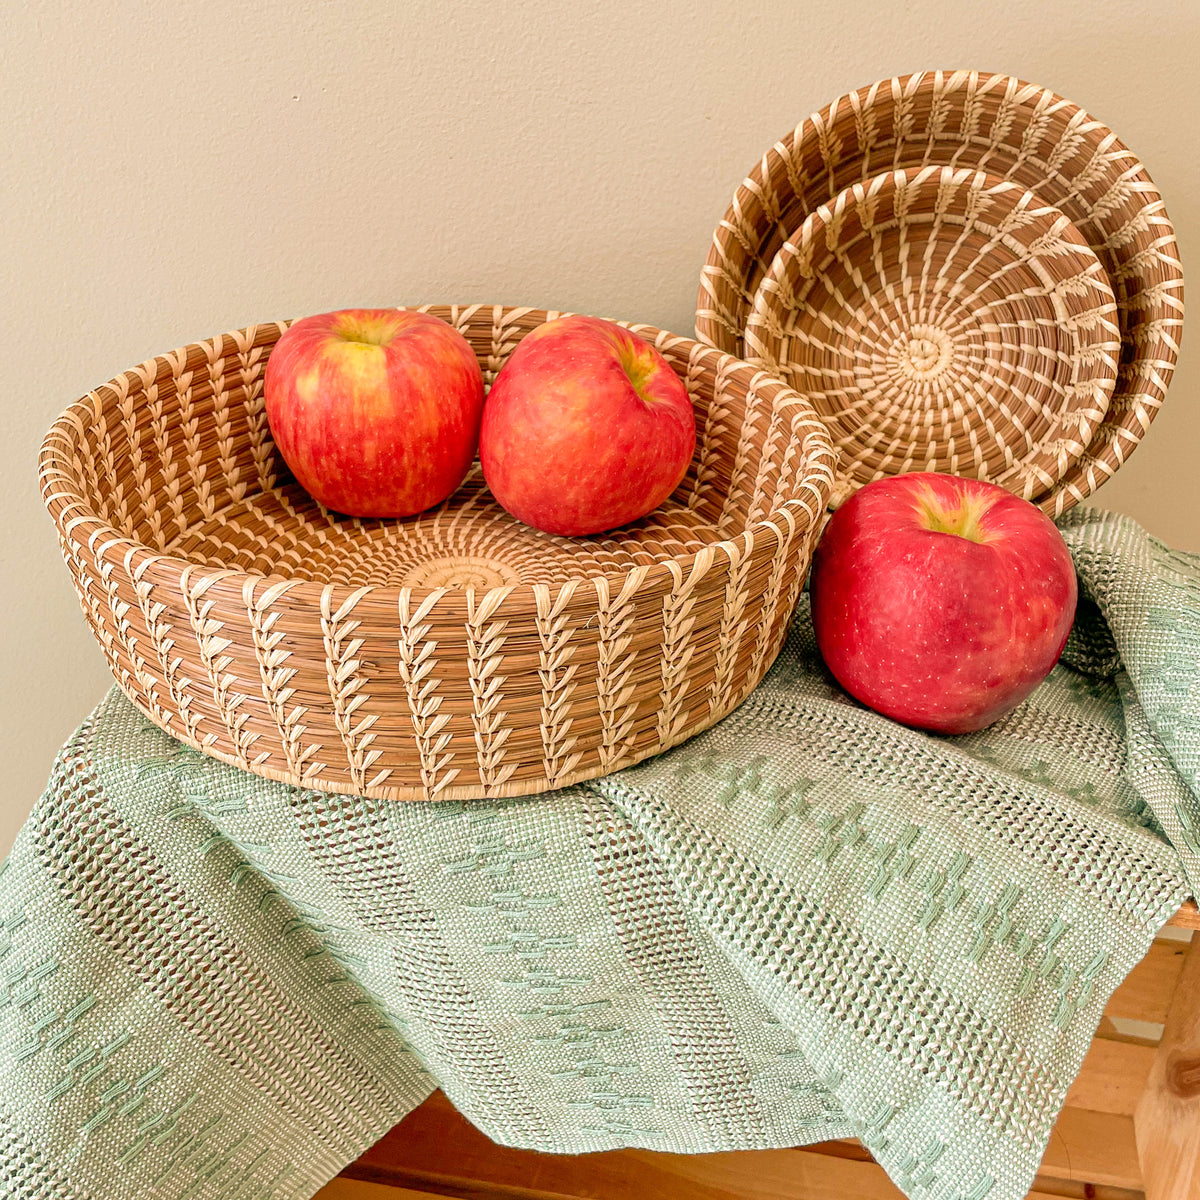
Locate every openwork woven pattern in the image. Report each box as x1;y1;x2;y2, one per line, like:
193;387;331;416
39;304;836;801
745;166;1120;504
697;71;1185;516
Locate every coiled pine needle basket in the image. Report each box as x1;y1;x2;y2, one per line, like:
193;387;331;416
39;305;836;802
744;166;1121;506
697;70;1185;516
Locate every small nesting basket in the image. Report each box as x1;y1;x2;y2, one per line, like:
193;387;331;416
745;166;1121;505
697;70;1185;516
40;305;836;801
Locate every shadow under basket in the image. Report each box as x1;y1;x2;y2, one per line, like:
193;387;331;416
39;304;836;801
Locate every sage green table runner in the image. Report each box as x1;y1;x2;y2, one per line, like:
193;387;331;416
3;508;1199;1200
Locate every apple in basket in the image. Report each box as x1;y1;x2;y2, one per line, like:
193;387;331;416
264;308;485;518
809;473;1078;734
479;315;697;536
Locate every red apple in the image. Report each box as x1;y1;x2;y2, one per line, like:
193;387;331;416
264;308;484;517
809;473;1077;734
479;315;696;536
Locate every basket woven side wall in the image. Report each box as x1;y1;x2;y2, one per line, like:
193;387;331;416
40;307;836;801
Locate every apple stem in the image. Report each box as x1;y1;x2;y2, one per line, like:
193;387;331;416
914;487;997;544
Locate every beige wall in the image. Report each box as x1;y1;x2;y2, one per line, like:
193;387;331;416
3;0;1196;854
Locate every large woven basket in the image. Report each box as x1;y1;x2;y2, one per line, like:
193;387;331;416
40;305;836;801
697;70;1185;516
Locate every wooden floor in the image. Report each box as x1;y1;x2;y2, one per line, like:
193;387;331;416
315;912;1200;1200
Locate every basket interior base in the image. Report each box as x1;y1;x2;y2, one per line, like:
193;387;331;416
171;467;732;588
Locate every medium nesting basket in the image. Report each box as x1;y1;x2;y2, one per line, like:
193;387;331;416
40;305;836;801
744;165;1121;506
697;70;1185;517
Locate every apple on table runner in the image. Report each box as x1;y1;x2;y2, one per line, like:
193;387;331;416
809;472;1078;735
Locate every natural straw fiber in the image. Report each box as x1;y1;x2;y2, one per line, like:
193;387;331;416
745;166;1120;508
697;71;1185;516
39;304;836;802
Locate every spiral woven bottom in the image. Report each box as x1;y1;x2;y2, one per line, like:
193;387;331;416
170;468;733;588
746;167;1120;503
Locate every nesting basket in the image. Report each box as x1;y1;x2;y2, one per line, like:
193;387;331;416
744;166;1121;503
697;70;1185;516
39;305;836;802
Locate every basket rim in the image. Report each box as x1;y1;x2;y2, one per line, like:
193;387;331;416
39;306;839;616
695;68;1185;514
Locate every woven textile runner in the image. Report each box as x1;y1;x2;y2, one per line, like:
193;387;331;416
2;507;1199;1200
